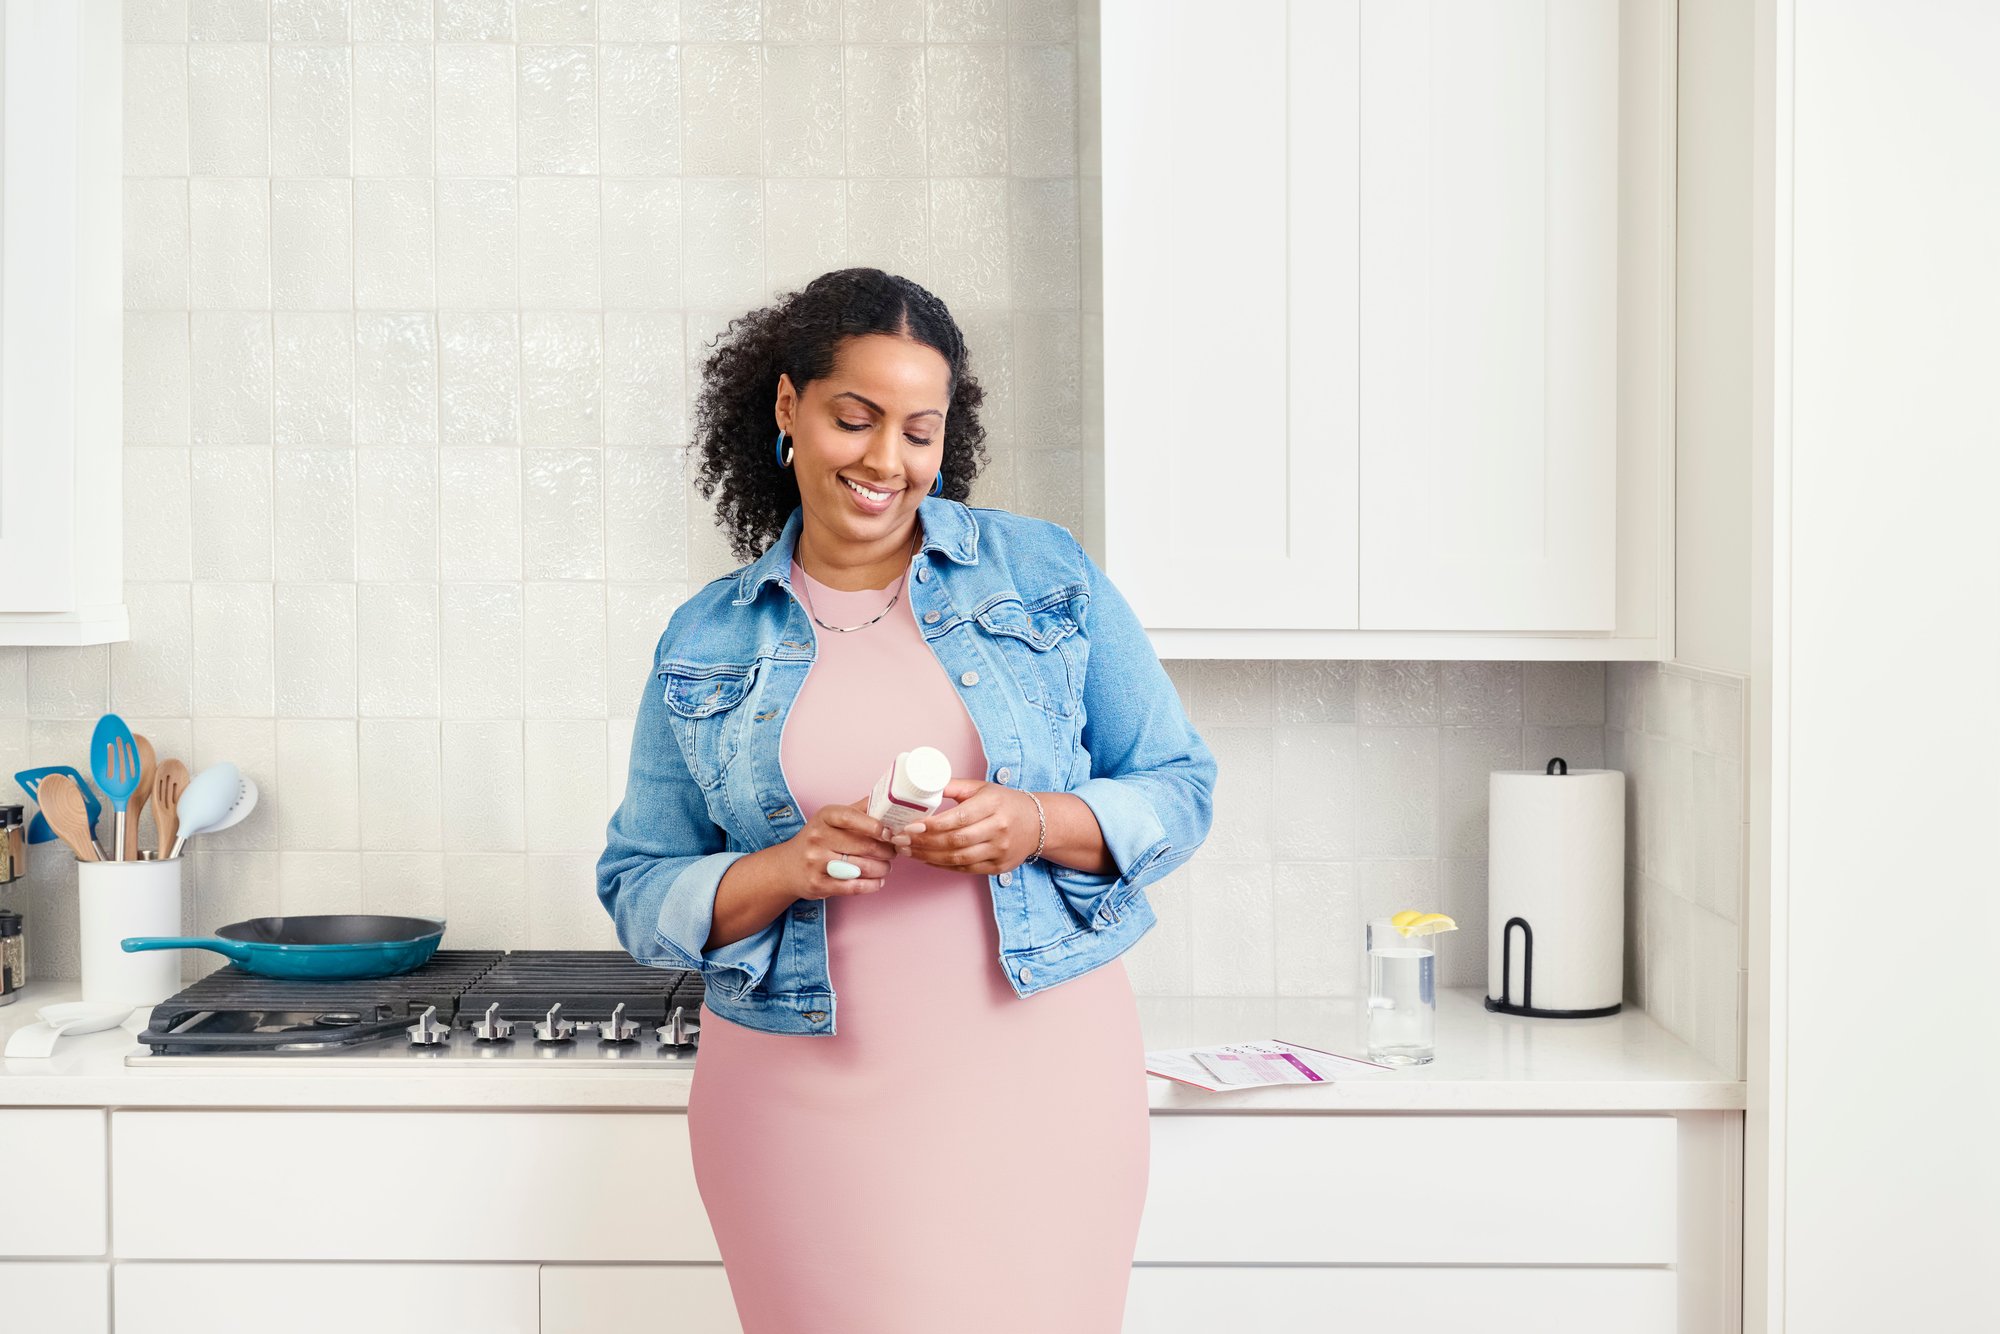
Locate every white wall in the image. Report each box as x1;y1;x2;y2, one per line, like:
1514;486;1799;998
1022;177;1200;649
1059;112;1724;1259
0;3;1750;1082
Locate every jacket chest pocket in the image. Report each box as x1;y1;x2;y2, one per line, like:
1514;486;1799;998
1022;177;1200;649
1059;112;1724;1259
658;659;761;790
973;597;1081;719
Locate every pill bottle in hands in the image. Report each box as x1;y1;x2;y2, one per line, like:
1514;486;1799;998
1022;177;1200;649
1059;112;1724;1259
867;746;952;834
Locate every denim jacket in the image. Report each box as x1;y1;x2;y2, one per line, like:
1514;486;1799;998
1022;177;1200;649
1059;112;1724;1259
595;496;1217;1037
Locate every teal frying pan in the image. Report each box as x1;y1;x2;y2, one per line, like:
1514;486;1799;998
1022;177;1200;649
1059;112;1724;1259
121;915;445;980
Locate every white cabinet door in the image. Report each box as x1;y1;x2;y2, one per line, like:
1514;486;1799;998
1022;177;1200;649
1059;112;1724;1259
1101;0;1361;631
0;0;126;645
114;1264;538;1334
542;1265;742;1334
1125;1266;1675;1334
1358;0;1620;631
0;1109;107;1257
0;1262;110;1333
1102;0;1643;643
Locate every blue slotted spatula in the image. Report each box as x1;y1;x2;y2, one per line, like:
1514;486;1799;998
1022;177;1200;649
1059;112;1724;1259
89;713;142;862
13;765;103;845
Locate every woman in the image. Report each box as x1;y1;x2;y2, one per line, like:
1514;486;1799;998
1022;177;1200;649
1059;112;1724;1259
596;268;1215;1333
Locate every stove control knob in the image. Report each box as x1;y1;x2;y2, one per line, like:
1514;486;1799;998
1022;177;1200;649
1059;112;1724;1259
657;1003;701;1048
598;1001;640;1044
406;1004;452;1046
471;1001;516;1043
534;1002;576;1044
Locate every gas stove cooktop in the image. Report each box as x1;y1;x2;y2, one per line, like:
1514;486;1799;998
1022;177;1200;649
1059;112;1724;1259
123;950;705;1067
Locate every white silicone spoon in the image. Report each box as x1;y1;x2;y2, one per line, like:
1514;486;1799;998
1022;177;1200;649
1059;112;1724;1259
193;773;258;836
5;1001;138;1059
169;761;240;858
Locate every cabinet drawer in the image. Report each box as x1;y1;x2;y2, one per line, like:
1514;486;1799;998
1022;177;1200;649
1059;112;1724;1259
111;1111;714;1261
0;1109;106;1256
542;1265;741;1334
1140;1114;1676;1263
115;1264;537;1333
1125;1265;1675;1333
0;1262;110;1333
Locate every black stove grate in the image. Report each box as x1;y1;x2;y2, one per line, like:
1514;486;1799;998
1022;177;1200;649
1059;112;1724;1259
142;949;507;1030
136;950;703;1053
459;950;705;1026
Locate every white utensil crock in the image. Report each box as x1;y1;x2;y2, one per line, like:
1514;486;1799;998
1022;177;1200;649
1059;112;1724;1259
78;858;183;1007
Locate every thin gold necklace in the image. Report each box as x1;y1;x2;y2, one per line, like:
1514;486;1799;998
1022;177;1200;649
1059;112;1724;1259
795;533;918;633
799;570;906;633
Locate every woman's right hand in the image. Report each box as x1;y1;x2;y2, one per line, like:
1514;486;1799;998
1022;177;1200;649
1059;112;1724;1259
791;798;907;900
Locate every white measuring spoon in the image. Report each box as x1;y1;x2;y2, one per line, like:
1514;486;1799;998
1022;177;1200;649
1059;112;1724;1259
5;1001;138;1059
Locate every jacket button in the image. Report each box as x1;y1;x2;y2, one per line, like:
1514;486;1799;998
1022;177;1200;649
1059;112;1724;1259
924;610;940;624
995;766;1011;783
998;871;1012;886
916;566;930;582
1017;966;1033;983
802;1010;826;1022
960;670;979;686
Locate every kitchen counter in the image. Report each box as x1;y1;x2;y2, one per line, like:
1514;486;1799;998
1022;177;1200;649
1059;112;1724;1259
0;981;1742;1112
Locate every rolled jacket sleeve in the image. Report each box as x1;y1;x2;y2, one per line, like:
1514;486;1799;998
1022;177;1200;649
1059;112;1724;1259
595;624;783;1000
1050;534;1217;923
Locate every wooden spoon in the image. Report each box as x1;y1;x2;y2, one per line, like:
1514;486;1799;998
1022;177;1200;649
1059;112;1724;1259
126;734;157;860
36;772;101;862
152;759;189;861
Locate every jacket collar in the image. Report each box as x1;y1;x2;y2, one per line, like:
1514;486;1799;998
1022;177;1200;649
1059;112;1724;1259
731;494;981;605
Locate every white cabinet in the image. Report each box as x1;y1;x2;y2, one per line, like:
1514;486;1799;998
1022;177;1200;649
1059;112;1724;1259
1125;1267;1674;1334
1098;0;1675;658
0;1109;107;1256
1097;1;1361;635
114;1264;538;1334
52;1105;1731;1333
0;0;126;646
111;1110;717;1261
542;1265;742;1334
1359;0;1618;632
1139;1114;1677;1264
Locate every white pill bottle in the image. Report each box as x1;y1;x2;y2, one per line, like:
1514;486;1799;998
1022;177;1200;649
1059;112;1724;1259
867;746;952;832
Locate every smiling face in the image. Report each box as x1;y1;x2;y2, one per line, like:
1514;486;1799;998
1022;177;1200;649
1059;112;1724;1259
775;332;951;577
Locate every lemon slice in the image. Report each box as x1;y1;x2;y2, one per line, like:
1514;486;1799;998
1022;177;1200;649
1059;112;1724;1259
1390;910;1426;929
1402;912;1458;937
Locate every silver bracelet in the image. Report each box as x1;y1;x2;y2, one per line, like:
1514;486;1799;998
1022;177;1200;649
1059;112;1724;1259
1025;790;1047;862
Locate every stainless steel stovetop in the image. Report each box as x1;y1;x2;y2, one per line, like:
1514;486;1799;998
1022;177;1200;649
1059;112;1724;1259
123;950;705;1067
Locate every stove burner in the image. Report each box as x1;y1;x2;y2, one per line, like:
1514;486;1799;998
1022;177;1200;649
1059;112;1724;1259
130;951;706;1061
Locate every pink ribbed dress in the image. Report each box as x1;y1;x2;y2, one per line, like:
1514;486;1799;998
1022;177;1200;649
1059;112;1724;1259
685;560;1150;1334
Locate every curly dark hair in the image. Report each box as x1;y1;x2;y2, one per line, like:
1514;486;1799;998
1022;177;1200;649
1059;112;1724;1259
689;267;991;563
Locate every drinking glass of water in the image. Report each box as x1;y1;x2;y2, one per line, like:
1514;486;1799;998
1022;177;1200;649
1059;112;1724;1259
1366;916;1437;1065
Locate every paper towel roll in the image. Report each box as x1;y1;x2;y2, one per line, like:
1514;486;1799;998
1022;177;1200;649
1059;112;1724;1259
1486;763;1625;1017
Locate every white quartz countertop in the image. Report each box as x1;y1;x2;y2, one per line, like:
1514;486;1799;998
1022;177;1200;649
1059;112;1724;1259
0;981;1742;1112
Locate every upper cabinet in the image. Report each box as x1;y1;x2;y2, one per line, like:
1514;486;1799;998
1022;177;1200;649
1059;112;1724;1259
0;0;126;646
1095;0;1674;659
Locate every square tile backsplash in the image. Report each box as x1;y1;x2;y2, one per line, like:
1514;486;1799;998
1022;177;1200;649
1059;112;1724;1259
0;0;1745;1078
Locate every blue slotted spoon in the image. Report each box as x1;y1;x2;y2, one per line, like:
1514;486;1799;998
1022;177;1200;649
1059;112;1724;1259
89;714;142;862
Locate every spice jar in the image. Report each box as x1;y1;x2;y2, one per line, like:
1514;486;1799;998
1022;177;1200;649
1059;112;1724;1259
0;804;23;885
0;909;24;1005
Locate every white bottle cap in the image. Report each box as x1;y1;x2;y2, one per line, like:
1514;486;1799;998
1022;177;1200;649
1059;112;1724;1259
900;746;952;797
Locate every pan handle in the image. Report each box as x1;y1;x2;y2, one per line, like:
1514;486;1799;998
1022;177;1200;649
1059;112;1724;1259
120;936;257;964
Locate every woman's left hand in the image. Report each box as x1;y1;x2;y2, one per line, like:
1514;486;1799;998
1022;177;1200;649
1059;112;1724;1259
900;778;1040;876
